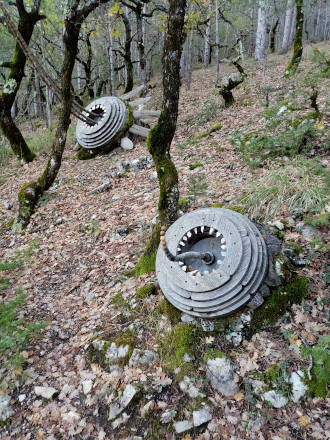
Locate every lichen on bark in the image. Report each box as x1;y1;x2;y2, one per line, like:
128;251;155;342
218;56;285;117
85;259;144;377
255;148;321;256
284;0;304;77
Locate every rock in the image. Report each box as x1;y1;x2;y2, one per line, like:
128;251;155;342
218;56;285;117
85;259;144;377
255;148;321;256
206;357;239;396
5;202;13;210
206;190;216;196
230;177;244;185
271;220;285;231
18;394;26;403
181;313;198;325
179;377;205;398
226;331;242;347
149;171;158;180
62;410;80;423
129;349;159;367
262;390;288;408
183;353;194;362
82;380;93;395
289;370;308;402
300;224;320;239
34;386;58;399
249;379;266;394
112;412;130;428
0;395;14;422
200;319;215;332
116;227;129;236
247;292;264;310
174;420;193;434
105;342;130;364
141;400;155;417
120;137;134;150
193;406;212;427
160;409;177;424
108;384;138;421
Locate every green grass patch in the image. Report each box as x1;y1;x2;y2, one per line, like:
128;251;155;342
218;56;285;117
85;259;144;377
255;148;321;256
189;162;204;170
0;238;40;273
136;284;157;300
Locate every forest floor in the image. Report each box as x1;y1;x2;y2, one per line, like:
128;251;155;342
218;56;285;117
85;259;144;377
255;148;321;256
0;42;329;440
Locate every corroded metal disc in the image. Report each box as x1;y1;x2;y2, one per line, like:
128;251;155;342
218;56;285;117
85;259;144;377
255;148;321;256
76;97;127;149
156;208;268;318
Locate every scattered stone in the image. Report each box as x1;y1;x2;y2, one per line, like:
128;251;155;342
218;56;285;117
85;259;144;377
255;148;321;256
183;353;194;362
82;380;93;395
141;400;155;417
112;412;130;428
105;342;130;364
108;384;138;421
149;171;158;180
230;177;244;185
0;395;14;422
89;180;111;194
200;319;215;332
247;292;264;310
300;224;320;239
262;390;288;408
206;190;216;196
129;349;159;367
206;357;239;396
179;377;205;398
5;201;13;210
116;227;130;236
193;406;212;427
18;394;26;403
174;420;193;434
160;409;177;424
289;370;308;402
181;313;197;325
271;220;285;231
120;137;134;150
226;331;242;346
249;379;266;394
62;410;80;423
34;386;58;400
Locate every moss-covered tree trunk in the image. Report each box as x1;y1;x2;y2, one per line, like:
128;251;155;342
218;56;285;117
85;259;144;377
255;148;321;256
129;0;187;277
269;19;279;53
15;0;110;230
0;0;44;163
284;0;304;77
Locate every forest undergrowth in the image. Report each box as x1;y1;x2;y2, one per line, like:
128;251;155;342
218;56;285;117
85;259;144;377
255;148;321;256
0;42;329;439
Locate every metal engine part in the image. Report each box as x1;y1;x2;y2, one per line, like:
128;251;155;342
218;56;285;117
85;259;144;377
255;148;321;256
156;208;268;318
76;97;127;149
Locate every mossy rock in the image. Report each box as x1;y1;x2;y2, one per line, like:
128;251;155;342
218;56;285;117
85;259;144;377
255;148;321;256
125;252;156;278
136;284;157;300
202;348;227;363
248;276;308;336
189;162;204;170
159;323;198;380
287;241;301;256
87;328;135;368
158;297;181;324
178;196;192;212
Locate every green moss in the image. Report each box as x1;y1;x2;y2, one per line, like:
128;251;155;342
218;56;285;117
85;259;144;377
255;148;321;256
158;297;181;324
213;123;221;131
6;218;14;228
160;324;197;380
290;113;320;128
211;203;224;208
301;335;330;397
136;284;157;300
195;131;210;140
249;276;308;335
125;252;156;278
189;163;204;170
228;205;245;214
88;329;135;368
287;241;301;255
264;364;281;383
76;148;95;160
178;196;192;212
111;292;127;307
203;348;226;363
304;213;329;229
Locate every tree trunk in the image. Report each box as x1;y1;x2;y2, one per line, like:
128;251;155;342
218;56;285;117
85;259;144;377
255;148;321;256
107;22;116;96
269;19;279;53
281;0;294;53
186;28;193;91
284;0;304;77
121;11;134;94
215;0;220;85
0;1;44;163
203;1;212;68
255;0;267;60
128;0;187;277
15;0;110;230
135;4;147;91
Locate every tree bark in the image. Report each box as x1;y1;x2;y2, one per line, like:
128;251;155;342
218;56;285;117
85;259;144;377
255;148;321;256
203;1;212;68
255;0;267;61
15;0;111;230
128;0;187;277
0;1;44;163
281;0;294;54
284;0;304;77
121;11;134;94
269;19;279;53
215;0;220;85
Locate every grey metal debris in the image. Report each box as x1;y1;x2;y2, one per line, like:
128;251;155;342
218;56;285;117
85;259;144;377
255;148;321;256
156;208;268;318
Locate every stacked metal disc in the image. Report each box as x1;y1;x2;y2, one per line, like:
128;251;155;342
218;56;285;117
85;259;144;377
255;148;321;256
156;208;268;318
76;97;127;149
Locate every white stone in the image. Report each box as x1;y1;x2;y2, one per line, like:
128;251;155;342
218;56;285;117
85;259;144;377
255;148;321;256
272;220;285;231
0;395;14;422
289;370;308;402
112;412;130;428
105;343;129;364
160;409;177;424
179;376;205;398
174;420;193;434
183;353;194;362
226;331;242;347
129;349;159;367
120;137;134;150
141;400;155;417
108;384;137;421
34;386;58;399
62;410;80;423
206;357;239;396
18;394;26;403
262;390;288;408
193;406;212;427
82;380;93;395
